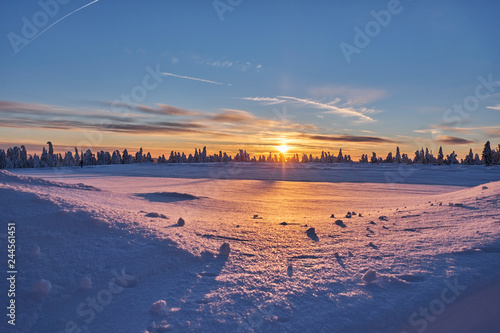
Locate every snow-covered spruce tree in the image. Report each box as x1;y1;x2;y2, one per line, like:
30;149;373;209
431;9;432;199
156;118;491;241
437;146;444;165
413;150;422;164
46;141;57;167
0;149;6;169
194;148;199;162
482;141;493;166
13;146;28;168
425;148;435;164
474;153;482;165
370;152;378;164
135;147;143;163
122;149;131;164
337;149;343;163
279;152;285;163
97;151;112;165
41;147;48;166
33;154;41;168
401;153;411;164
265;152;272;162
26;154;34;168
201;146;207;162
6;146;22;168
63;151;74;166
464;149;474;165
446;151;459;165
395;146;402;163
111;150;121;164
20;146;28;168
83;149;95;165
74;148;80;166
493;144;500;165
385;152;393;163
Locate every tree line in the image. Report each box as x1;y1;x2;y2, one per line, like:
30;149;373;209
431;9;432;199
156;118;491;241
0;141;499;169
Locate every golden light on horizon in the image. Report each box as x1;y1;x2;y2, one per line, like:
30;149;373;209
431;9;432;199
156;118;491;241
278;144;289;153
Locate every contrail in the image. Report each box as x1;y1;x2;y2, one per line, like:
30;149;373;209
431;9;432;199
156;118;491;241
162;72;231;86
14;0;100;54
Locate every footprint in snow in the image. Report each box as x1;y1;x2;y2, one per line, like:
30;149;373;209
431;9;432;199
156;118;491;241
335;220;347;228
306;228;319;241
145;212;167;219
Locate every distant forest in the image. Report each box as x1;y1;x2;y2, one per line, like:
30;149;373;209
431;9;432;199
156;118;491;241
1;141;499;169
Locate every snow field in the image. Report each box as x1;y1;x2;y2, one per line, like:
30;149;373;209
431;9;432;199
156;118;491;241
1;164;500;332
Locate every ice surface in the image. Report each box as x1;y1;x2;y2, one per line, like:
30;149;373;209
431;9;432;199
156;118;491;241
1;164;500;332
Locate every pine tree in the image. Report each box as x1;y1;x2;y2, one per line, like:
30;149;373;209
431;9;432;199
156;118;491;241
74;148;80;166
437;146;444;165
395;147;402;163
474;153;481;165
482;141;493;166
0;149;6;169
464;149;474;165
385;152;393;163
337;149;343;163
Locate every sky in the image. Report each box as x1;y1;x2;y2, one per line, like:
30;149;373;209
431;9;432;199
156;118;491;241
1;0;500;159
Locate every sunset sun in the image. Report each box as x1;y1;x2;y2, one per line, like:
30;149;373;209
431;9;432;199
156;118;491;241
278;145;289;153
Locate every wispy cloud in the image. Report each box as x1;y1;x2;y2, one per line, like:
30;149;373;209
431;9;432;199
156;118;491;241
206;60;233;68
436;135;474;145
101;101;199;117
241;97;285;105
242;95;378;122
486;104;500;111
0;117;212;136
277;96;376;123
0;100;137;122
413;129;441;134
484;128;500;137
0;100;212;136
303;134;396;144
162;72;231;86
208;109;257;123
431;124;500;138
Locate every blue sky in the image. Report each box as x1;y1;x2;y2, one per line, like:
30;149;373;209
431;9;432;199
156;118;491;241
1;0;500;158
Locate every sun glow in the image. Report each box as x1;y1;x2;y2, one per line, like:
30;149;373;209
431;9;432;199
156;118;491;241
278;145;289;153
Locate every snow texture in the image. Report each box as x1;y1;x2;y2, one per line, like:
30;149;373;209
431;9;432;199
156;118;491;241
1;163;500;332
